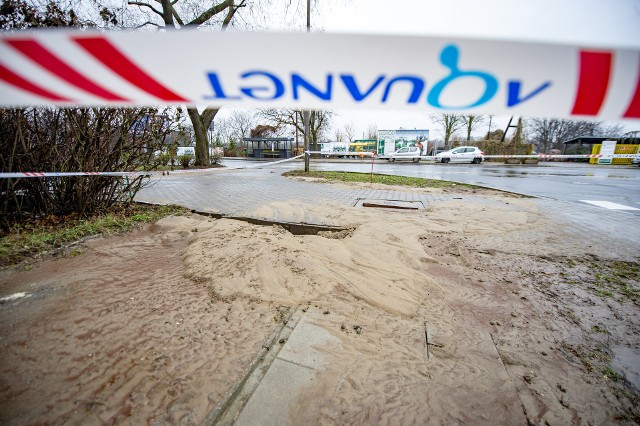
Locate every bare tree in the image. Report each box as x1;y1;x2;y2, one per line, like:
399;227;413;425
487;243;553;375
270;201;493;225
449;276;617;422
212;116;234;146
344;122;355;143
527;119;625;153
599;122;626;137
259;109;333;148
430;113;464;147
366;123;378;140
334;129;344;142
462;115;486;141
120;0;247;166
227;109;257;142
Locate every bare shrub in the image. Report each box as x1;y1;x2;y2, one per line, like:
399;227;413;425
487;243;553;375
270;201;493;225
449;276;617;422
0;108;170;226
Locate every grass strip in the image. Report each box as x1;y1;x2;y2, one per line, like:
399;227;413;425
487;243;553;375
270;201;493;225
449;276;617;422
0;203;187;267
283;170;475;189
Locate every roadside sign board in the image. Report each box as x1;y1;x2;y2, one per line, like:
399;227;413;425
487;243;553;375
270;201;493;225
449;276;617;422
598;140;617;164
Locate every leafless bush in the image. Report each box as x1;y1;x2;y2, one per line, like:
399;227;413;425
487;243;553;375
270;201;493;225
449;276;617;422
0;107;171;225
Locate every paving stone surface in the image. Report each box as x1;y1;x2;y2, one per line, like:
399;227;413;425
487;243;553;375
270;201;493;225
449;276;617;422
136;167;455;218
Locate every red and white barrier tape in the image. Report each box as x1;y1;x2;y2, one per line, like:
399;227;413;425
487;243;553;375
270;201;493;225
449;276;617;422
0;30;639;120
0;171;150;178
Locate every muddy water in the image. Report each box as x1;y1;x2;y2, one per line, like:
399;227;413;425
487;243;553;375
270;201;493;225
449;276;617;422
0;217;274;425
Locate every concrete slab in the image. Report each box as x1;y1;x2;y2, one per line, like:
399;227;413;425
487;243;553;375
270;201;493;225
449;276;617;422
233;312;341;426
276;313;340;370
233;359;315;426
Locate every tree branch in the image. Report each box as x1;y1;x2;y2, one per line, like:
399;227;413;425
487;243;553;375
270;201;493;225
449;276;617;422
160;0;174;26
186;0;232;27
222;0;246;29
127;1;163;17
135;20;161;28
170;4;184;26
221;2;234;29
201;107;219;129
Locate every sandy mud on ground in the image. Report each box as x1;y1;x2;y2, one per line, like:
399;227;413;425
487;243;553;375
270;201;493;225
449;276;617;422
0;216;276;425
1;188;639;424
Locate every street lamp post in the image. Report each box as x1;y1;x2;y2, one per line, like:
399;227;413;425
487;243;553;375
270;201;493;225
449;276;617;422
303;0;311;172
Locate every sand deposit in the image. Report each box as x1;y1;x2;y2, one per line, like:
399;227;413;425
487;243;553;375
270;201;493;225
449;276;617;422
1;191;638;424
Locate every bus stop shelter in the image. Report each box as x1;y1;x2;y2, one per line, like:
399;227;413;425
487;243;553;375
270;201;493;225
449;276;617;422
242;137;294;158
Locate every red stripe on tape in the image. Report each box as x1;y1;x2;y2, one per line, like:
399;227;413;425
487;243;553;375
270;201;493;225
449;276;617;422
571;50;612;116
623;55;640;118
6;39;128;102
73;36;187;102
0;63;71;101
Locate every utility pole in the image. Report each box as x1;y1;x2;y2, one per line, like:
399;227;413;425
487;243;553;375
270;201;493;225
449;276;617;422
295;114;299;153
487;115;492;140
303;0;311;172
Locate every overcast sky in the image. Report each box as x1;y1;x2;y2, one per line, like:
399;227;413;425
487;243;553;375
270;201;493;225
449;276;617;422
217;0;640;140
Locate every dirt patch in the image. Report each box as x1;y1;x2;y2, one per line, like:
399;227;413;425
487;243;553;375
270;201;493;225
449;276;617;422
1;194;638;424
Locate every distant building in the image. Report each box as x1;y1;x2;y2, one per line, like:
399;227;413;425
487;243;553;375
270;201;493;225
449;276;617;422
377;129;430;156
562;132;639;155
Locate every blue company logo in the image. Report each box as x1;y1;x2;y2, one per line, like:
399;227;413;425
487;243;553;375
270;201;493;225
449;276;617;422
203;44;551;109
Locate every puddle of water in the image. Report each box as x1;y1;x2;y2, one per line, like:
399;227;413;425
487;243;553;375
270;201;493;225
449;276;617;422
485;170;529;178
0;292;30;302
611;345;640;390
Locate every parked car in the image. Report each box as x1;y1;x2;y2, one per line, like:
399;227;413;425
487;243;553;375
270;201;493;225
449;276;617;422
633;149;640;166
388;146;422;163
435;146;484;164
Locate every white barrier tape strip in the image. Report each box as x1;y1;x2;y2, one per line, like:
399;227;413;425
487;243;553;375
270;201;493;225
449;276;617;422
307;151;374;156
165;155;305;171
0;171;151;178
160;167;222;174
3;152;637;178
244;154;305;168
0;30;639;120
481;154;640;159
0;155;305;179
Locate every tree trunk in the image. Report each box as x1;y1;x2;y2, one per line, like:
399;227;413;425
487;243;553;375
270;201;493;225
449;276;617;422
187;107;219;166
444;127;452;147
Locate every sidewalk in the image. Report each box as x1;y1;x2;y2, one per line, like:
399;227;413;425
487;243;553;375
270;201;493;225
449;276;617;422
136;167;457;225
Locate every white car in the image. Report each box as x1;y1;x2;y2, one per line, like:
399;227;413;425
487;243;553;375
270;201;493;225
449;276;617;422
435;146;484;164
387;146;422;163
